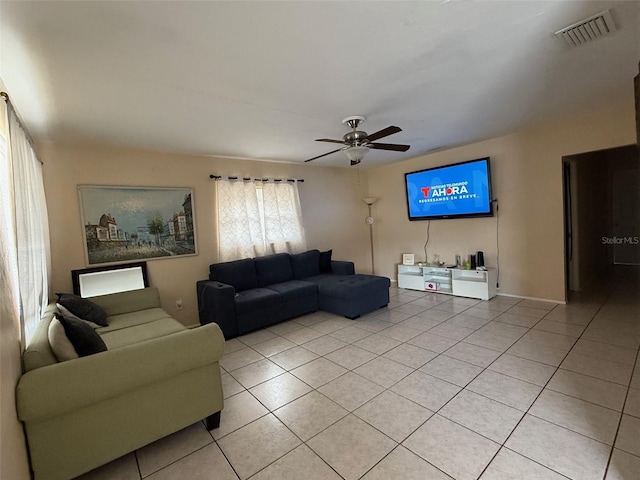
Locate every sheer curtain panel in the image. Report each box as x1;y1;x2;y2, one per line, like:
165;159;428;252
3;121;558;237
262;181;307;254
0;99;21;338
6;101;51;344
216;178;307;262
217;179;266;261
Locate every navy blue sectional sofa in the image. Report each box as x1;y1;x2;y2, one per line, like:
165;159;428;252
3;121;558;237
197;249;390;339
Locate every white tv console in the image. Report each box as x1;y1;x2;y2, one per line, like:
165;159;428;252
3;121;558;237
397;264;497;301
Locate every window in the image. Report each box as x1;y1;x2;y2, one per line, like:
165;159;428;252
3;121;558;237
216;179;307;261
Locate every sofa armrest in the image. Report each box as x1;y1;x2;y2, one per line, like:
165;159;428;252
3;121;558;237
197;280;238;339
331;260;355;275
16;323;224;423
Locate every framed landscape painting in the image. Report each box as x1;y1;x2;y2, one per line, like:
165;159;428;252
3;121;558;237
78;185;197;265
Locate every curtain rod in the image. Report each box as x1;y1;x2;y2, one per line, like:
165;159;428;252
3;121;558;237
1;91;43;165
209;175;304;183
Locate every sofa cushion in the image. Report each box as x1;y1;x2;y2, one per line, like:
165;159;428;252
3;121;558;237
99;318;185;350
56;293;108;327
55;313;108;358
98;308;174;333
235;288;281;314
291;250;321;279
210;258;258;292
267;280;318;302
254;253;293;287
319;250;333;273
313;274;390;300
48;318;79;361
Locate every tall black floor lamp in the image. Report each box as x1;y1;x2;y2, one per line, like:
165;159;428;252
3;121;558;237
362;197;377;274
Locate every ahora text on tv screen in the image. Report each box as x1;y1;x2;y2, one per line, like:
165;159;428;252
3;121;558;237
404;157;493;220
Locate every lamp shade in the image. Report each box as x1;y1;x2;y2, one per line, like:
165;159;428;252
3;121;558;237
362;197;377;205
344;145;369;162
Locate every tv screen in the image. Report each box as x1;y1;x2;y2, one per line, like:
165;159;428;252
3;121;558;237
405;157;493;220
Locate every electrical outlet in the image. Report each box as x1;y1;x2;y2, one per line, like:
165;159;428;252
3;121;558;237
175;299;183;310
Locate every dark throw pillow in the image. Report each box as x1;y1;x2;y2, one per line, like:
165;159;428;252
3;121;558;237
56;293;108;327
319;250;333;273
291;250;320;279
55;313;108;357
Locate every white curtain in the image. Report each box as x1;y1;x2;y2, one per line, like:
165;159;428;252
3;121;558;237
0;100;21;340
4;101;51;344
262;181;307;254
216;178;307;261
217;179;266;261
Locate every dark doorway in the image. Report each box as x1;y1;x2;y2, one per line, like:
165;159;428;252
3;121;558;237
563;145;639;297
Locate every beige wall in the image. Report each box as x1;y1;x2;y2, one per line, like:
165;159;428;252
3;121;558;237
40;142;371;326
368;101;637;302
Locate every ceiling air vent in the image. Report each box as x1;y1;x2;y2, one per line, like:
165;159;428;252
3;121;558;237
555;9;617;48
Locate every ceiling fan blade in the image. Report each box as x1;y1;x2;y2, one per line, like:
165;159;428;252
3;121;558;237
369;142;410;152
315;138;346;144
365;126;402;142
305;148;343;162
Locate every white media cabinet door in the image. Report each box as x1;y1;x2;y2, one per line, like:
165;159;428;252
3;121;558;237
451;269;496;300
397;264;426;290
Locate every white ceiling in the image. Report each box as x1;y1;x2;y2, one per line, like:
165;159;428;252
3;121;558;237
1;1;639;168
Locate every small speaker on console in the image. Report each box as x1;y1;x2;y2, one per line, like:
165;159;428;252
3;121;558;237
470;254;477;270
477;251;485;267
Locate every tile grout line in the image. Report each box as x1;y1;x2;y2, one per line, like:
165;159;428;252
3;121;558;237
415;298;563;479
219;298;481;479
224;296;550;479
473;316;575;477
212;286;636;480
474;282;621;480
602;341;640;479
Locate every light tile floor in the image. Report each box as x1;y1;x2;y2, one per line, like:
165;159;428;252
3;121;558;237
77;269;640;480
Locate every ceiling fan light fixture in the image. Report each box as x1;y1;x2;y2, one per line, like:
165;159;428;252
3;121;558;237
344;145;369;163
306;116;407;164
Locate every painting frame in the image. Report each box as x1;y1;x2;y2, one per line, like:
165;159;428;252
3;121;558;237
78;185;197;266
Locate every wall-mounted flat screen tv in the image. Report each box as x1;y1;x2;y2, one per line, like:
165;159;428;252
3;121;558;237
404;157;493;220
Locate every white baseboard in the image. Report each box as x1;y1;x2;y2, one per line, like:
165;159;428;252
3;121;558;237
496;292;566;305
391;279;566;305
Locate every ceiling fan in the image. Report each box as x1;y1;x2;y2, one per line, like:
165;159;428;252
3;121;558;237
305;115;410;166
